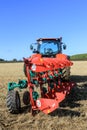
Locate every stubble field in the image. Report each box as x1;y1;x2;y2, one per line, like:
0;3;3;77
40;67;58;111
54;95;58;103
0;61;87;130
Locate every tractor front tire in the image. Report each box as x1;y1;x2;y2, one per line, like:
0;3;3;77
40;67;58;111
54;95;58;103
6;90;21;114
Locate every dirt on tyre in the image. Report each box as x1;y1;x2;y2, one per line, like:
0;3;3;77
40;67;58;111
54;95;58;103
6;90;21;114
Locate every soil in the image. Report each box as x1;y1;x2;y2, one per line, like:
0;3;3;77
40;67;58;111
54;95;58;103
0;61;87;130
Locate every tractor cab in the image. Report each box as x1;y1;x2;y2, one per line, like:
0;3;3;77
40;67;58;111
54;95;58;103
30;37;66;57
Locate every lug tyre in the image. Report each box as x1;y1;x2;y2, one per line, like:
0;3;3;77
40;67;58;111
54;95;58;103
62;67;70;80
23;63;27;77
6;90;21;114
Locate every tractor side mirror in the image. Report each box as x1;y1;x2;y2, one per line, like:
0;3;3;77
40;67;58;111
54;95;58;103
30;44;33;50
63;44;66;50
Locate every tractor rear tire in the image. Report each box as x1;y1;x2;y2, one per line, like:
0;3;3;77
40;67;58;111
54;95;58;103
23;91;30;105
62;67;70;80
6;90;21;114
23;63;27;77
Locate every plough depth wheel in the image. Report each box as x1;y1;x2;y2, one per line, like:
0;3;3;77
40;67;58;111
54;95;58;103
23;91;30;105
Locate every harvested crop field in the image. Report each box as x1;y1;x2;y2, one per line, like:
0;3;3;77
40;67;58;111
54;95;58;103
0;61;87;130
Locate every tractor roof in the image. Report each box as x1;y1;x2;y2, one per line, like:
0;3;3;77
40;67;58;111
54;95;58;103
37;37;62;42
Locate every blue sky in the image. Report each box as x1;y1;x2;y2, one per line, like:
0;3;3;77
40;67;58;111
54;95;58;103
0;0;87;60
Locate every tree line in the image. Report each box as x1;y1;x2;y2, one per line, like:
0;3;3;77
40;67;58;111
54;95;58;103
0;58;23;63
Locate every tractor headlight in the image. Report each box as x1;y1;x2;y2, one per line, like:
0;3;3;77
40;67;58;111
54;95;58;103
31;64;36;71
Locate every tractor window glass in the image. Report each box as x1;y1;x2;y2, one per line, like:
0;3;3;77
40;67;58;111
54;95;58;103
39;41;59;55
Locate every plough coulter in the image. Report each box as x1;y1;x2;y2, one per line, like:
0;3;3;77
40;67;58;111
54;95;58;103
6;37;75;115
